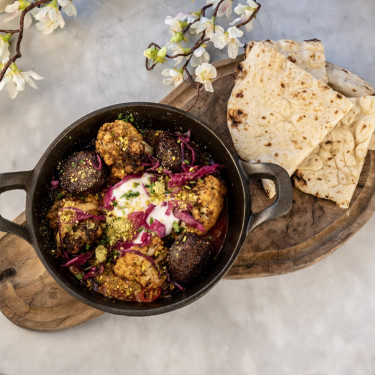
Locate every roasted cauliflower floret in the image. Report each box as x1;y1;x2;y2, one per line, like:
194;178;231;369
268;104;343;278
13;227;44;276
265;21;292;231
189;175;227;233
46;195;103;254
96;268;135;301
114;252;163;289
95;120;151;180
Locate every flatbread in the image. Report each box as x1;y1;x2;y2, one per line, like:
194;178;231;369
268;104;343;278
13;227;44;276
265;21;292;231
227;42;353;198
293;96;375;208
326;62;375;150
246;39;328;83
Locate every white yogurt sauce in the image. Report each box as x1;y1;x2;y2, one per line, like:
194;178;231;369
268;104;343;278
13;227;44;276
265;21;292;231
111;173;178;238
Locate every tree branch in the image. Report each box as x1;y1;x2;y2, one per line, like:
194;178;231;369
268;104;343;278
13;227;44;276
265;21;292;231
0;0;50;82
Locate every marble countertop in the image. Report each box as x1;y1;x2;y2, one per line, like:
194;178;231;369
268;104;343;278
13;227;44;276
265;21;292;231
1;0;375;374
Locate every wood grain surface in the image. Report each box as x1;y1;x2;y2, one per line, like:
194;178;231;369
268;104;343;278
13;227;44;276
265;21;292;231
1;57;375;331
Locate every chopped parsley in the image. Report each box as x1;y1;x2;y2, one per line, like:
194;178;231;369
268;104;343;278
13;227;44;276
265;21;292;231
133;182;140;188
85;244;90;250
121;190;140;199
57;192;65;200
118;113;135;123
137;226;144;232
172;222;184;234
112;200;118;207
75;273;83;281
144;182;155;194
149;217;154;224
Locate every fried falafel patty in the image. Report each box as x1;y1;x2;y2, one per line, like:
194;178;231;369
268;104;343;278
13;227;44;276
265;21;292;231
60;151;107;195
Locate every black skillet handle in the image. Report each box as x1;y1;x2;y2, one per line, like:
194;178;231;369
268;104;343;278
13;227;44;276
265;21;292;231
240;161;292;233
0;171;33;243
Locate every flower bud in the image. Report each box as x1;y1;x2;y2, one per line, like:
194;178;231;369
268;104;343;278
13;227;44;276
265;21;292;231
170;32;183;43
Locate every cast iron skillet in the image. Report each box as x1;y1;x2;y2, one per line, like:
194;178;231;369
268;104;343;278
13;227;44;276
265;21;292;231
0;103;292;316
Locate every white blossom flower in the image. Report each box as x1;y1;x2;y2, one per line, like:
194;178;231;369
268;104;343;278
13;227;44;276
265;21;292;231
0;60;43;99
206;0;233;19
165;15;183;34
57;0;77;17
32;1;65;35
190;46;210;67
210;26;243;59
0;34;11;60
230;0;258;32
195;63;217;92
161;68;184;88
4;1;33;28
167;43;189;66
190;16;216;37
175;11;197;24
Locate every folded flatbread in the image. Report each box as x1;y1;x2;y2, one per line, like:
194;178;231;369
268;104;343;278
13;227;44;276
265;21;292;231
325;62;375;150
293;96;375;208
227;42;353;198
246;39;328;83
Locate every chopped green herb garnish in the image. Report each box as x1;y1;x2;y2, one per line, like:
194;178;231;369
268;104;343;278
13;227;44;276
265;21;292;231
121;190;140;199
198;178;204;182
71;162;77;168
172;222;184;234
85;244;90;250
184;185;191;190
57;192;65;200
118;113;124;120
133;182;140;188
184;159;189;164
112;201;118;207
75;273;83;281
137;226;144;232
150;217;154;224
144;182;155;194
110;131;115;136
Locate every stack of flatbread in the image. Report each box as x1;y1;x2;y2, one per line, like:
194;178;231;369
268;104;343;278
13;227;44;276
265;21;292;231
227;39;375;209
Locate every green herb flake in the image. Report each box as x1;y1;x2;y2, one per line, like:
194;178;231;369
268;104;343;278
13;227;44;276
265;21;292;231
85;244;90;250
150;217;154;224
118;113;124;120
121;190;140;199
75;273;83;281
172;222;184;234
112;200;118;207
133;182;140;188
184;185;191;190
137;226;144;233
57;192;65;200
198;178;204;182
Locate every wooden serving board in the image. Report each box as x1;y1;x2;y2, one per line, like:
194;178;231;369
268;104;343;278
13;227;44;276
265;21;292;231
1;56;375;331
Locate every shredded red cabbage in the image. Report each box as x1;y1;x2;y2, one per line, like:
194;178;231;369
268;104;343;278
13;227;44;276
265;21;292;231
149;219;166;238
168;164;223;188
128;204;155;230
103;173;143;210
177;130;196;169
51;179;60;189
142;155;160;171
165;200;191;215
63;251;93;267
59;207;105;222
82;263;104;281
173;208;205;231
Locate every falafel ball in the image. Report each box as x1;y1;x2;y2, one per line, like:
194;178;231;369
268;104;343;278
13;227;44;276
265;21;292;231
60;151;107;195
95;120;152;180
167;233;212;286
155;132;207;172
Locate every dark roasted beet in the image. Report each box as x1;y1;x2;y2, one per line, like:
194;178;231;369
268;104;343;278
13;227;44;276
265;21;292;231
167;233;212;285
60;151;107;195
155;133;182;172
